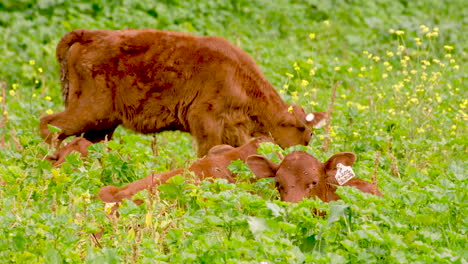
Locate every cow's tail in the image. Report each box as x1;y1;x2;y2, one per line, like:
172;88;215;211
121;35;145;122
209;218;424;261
56;29;88;106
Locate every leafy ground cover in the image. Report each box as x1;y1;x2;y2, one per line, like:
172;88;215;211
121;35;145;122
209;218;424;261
0;0;466;263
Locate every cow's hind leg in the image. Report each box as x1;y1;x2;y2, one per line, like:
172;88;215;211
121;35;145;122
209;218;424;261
82;121;120;143
40;109;117;146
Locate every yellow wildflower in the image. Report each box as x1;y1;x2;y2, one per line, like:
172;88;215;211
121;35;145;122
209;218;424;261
282;84;289;89
445;54;452;58
382;73;388;79
386;66;393;71
286;72;294;78
46;109;54;115
398;45;405;52
347;67;353;73
29;60;35;65
373;56;380;62
453;65;459;70
287;106;293;113
0;96;2;102
449;59;455;64
45;96;52;101
420;25;430;33
12;83;18;90
38;67;43;73
293;62;300;71
32;93;37;98
301;80;309;87
386;51;394;57
360;66;366;71
389;29;395;34
3;111;7;115
307;58;314;64
433;27;439;32
9;90;15;96
395;30;405;36
443;45;454;51
309;33;316;40
363;50;369;55
323;20;330;25
410;70;417;75
309;69;316;76
334;66;341;71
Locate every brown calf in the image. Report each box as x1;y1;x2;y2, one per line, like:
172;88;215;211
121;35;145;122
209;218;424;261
40;29;326;157
247;151;382;203
99;136;273;204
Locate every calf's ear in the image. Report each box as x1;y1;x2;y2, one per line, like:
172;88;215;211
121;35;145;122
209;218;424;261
207;144;234;157
305;111;328;129
324;152;357;178
246;155;279;179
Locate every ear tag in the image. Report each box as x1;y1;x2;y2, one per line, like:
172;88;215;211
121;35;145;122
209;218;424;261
305;113;315;122
335;163;355;185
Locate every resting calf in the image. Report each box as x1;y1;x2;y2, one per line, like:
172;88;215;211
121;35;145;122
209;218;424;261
247;151;382;203
99;144;381;206
98;137;273;204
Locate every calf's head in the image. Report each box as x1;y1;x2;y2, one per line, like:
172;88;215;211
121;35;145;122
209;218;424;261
247;151;356;203
269;105;327;148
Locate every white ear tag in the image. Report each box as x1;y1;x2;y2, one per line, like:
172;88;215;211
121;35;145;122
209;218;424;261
305;113;315;122
335;163;355;185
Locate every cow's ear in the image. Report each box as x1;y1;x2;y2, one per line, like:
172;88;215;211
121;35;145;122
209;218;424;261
246;155;279;179
306;111;328;129
324;152;356;178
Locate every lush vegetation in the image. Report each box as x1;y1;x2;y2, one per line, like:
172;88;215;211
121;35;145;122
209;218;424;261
0;0;466;263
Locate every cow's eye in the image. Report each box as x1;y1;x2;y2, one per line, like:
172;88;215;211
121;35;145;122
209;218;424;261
298;127;306;132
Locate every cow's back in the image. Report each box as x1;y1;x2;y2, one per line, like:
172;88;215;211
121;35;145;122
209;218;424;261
65;29;277;134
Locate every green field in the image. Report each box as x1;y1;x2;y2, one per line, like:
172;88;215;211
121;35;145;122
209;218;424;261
0;0;467;263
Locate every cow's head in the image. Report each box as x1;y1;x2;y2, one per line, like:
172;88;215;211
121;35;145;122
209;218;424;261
247;151;356;203
270;105;327;148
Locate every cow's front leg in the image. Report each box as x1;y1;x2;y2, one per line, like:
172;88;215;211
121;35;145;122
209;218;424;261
188;114;223;157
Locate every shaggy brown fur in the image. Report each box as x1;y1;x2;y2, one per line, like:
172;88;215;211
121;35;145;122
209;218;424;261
40;29;326;157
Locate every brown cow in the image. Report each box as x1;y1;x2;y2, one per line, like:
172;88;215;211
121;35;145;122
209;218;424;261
99;136;274;204
246;151;382;203
39;29;327;157
99;142;381;206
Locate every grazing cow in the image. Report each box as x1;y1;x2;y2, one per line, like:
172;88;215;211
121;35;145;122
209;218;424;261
98;136;273;204
246;151;382;203
39;29;327;157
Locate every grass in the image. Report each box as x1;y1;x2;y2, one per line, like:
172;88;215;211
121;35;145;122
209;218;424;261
0;0;467;263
